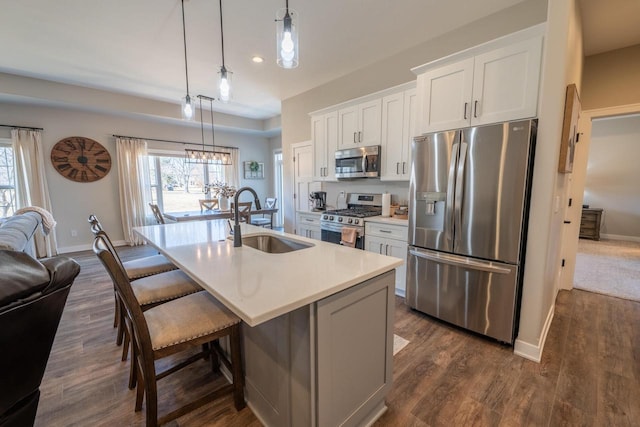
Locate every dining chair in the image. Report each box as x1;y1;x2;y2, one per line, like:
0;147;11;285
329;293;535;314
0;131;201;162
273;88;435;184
251;197;277;228
230;202;252;224
199;199;219;212
149;203;165;224
93;235;245;426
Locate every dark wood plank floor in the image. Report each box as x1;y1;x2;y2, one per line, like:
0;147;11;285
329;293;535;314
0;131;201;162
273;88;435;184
35;245;640;426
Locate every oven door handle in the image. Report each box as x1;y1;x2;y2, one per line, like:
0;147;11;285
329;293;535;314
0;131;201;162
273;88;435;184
362;154;368;174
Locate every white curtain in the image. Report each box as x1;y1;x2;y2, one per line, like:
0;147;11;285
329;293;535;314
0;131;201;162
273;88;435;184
116;137;151;245
222;147;240;188
11;128;58;257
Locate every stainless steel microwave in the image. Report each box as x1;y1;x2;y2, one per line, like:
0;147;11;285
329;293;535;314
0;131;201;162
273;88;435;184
335;145;380;179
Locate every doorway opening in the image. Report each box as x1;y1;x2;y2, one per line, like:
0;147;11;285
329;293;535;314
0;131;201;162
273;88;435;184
572;111;640;302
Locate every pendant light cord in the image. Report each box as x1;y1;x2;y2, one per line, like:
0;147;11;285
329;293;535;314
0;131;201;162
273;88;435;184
181;0;190;94
219;0;225;68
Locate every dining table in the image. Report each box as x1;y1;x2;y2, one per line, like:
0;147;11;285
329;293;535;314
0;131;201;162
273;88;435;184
163;208;278;223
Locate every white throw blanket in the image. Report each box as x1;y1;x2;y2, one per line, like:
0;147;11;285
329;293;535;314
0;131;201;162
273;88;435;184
15;206;57;235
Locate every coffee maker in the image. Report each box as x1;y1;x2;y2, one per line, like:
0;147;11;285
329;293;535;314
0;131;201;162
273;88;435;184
309;191;327;211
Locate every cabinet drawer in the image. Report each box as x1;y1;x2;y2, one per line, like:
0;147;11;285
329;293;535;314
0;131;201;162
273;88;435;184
365;223;408;240
298;213;321;226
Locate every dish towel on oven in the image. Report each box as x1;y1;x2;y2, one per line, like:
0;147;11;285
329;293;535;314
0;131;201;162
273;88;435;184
340;227;357;248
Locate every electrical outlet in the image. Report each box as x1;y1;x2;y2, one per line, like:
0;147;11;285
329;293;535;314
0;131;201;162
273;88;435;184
71;229;78;237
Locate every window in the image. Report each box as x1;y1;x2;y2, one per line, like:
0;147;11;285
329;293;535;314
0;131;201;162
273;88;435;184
0;140;15;218
147;153;227;212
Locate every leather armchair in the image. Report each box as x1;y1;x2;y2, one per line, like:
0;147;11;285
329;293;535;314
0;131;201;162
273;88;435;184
0;250;80;427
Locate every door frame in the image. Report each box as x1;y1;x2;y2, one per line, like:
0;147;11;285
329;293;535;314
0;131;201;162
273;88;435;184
559;102;640;291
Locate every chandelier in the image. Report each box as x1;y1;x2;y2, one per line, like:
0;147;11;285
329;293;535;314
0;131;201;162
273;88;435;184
185;95;232;165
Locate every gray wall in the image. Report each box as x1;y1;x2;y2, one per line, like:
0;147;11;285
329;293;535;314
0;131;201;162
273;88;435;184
582;44;640;111
0;101;271;252
584;115;640;240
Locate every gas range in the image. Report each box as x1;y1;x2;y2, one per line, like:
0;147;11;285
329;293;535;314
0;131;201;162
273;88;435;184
320;193;383;229
321;207;382;226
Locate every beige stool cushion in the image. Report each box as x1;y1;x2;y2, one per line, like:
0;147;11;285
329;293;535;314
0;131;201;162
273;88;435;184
124;254;177;280
132;269;201;306
145;291;240;351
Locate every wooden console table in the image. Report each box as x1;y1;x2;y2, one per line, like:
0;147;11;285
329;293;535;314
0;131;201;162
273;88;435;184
579;208;603;240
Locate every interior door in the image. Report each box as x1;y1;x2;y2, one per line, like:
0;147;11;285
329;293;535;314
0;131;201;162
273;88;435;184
456;121;533;263
293;142;314;215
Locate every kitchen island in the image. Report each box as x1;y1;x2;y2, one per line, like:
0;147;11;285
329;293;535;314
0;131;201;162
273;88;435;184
133;220;402;427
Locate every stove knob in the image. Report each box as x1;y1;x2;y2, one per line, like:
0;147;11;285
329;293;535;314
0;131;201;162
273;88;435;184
329;216;334;221
348;218;353;224
323;215;328;220
338;217;343;222
354;219;360;225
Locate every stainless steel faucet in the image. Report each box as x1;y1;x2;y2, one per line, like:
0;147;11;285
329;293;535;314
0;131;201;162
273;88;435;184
233;186;262;247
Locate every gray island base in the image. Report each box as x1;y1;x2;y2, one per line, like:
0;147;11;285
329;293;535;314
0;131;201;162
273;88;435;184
243;270;395;427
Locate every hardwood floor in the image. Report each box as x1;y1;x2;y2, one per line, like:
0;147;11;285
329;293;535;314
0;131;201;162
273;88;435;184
36;245;640;426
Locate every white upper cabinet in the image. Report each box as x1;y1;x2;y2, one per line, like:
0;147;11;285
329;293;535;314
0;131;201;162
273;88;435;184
311;111;338;181
338;99;382;149
416;35;543;134
381;88;417;181
417;57;474;134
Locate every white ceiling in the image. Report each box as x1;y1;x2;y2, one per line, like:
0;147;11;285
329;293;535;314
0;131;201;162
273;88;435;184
0;0;526;120
2;1;638;122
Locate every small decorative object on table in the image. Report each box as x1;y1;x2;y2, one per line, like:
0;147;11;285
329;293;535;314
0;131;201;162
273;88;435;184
208;181;236;211
244;161;264;179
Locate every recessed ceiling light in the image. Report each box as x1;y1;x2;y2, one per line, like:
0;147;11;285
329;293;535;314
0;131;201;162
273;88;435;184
252;56;264;63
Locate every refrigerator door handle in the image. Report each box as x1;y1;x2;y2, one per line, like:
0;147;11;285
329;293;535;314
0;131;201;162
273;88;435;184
409;248;511;274
454;142;468;248
446;142;459;243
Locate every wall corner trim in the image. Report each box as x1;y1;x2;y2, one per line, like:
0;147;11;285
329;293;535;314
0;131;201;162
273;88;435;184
513;303;555;363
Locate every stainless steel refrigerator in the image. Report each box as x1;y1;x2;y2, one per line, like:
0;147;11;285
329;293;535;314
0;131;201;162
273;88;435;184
406;119;536;343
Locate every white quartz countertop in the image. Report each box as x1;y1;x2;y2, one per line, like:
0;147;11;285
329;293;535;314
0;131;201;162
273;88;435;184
133;220;402;327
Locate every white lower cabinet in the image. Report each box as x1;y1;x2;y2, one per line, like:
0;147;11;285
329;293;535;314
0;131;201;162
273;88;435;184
365;221;408;296
296;212;322;240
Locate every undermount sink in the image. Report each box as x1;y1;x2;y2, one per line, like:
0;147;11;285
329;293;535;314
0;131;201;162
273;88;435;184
241;234;313;253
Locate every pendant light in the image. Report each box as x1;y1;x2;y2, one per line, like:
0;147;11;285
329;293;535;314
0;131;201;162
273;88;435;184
185;95;232;165
217;0;232;103
276;0;299;69
180;0;195;120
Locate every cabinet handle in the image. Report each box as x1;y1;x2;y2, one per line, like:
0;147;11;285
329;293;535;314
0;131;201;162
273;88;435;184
402;162;406;174
474;100;478;118
353;132;356;143
379;229;392;233
358;131;362;142
464;102;468;119
396;162;400;174
385;244;389;255
305;218;313;222
379;243;383;254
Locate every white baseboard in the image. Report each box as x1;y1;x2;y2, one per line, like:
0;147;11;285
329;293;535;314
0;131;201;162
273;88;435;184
514;303;555;363
395;288;406;298
58;240;128;254
600;233;640;243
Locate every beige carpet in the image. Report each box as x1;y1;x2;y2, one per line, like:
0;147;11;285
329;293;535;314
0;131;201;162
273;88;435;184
574;238;640;302
393;334;410;356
